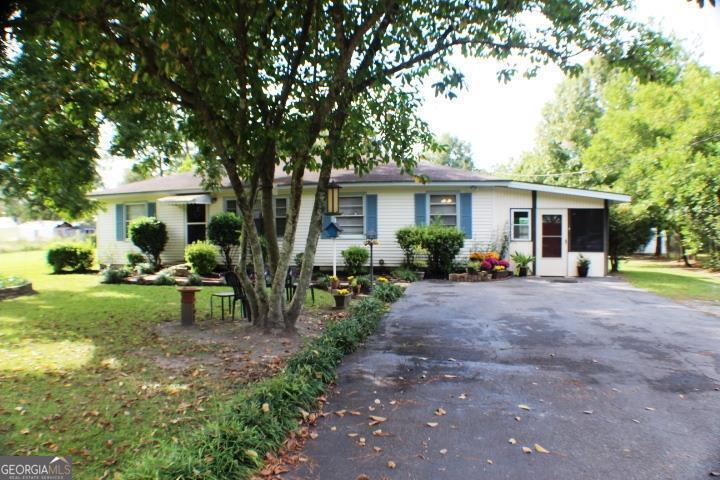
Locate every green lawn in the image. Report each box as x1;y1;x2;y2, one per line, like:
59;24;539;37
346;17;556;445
620;257;720;302
0;250;331;478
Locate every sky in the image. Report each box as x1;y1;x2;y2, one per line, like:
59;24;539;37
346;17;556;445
419;0;720;172
99;0;720;188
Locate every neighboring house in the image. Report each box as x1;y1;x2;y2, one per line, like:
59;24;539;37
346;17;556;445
88;162;630;277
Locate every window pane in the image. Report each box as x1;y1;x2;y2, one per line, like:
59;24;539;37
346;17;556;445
126;204;146;221
341;225;365;235
339;196;363;216
225;200;237;214
430;195;456;205
187;204;206;223
513;211;529;225
513;225;530;240
542;214;562;236
542;237;562;257
187;224;206;243
570;209;604;252
276;218;286;236
429;204;456;215
275;198;287;218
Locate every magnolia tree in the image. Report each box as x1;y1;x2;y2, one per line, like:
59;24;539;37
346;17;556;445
1;0;667;330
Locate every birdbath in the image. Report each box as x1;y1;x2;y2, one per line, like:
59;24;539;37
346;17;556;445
177;286;202;326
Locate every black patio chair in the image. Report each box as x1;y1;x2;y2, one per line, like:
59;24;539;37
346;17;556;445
285;266;316;305
210;271;250;322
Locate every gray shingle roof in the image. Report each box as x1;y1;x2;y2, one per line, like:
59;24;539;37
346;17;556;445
90;162;499;196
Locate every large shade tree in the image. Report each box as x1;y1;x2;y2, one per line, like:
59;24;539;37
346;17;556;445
2;0;666;329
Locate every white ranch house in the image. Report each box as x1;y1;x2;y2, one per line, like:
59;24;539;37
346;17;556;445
89;163;629;277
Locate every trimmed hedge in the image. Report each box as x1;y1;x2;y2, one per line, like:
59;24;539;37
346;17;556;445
46;242;94;273
127;292;396;479
184;241;218;275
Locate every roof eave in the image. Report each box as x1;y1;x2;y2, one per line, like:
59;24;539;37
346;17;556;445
506;181;631;202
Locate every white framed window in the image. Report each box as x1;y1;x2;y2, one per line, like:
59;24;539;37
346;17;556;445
186;204;207;244
125;203;147;239
337;195;364;236
429;194;457;226
275;198;287;236
511;209;532;241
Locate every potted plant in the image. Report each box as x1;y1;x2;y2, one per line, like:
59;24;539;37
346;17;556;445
412;247;428;280
491;260;512;279
577;255;591;277
333;288;352;309
329;275;340;290
510;251;535;277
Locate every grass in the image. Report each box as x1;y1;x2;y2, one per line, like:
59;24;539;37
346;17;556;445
0;250;332;479
620;257;720;302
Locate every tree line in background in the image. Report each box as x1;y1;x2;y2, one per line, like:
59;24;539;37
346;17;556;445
508;50;720;270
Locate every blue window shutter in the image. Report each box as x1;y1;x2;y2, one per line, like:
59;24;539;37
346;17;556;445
147;202;156;218
365;194;378;237
460;193;472;239
320;213;331;239
414;193;427;225
115;204;125;240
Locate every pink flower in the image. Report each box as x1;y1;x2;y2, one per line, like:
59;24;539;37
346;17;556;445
480;260;493;271
498;259;510;268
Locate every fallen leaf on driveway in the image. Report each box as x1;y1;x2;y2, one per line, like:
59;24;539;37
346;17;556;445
534;443;550;454
583;410;593;415
427;422;439;428
358;437;366;447
335;410;347;417
357;475;370;480
632;419;640;424
443;374;458;379
387;460;396;469
309;432;318;440
347;433;358;438
487;459;493;464
350;411;362;416
515;416;521;421
645;407;655;411
372;429;392;437
373;446;382;453
458;393;467;400
435;408;447;416
368;415;387;426
508;438;517;445
374;399;381;405
522;447;532;454
439;448;448;455
518;404;531;411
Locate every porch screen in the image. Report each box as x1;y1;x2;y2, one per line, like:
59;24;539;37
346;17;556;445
569;209;604;252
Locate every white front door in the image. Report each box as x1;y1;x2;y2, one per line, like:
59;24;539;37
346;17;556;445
537;209;567;277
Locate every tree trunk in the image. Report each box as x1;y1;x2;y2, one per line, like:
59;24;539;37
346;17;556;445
610;255;619;272
654;227;662;257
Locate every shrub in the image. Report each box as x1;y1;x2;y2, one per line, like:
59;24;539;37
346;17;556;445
187;273;203;286
153;272;176;285
135;262;156;275
129;217;168;269
294;252;305;268
355;274;372;290
396;226;424;267
126;295;395;480
101;266;131;284
466;261;482;274
313;273;330;290
208;212;242;270
341;246;369;276
126;252;146;267
609;204;653;272
420;225;465;278
392;268;418;282
46;242;94;273
184;241;218;275
372;282;405;303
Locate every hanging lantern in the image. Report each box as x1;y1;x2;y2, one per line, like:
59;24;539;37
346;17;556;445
327;181;341;215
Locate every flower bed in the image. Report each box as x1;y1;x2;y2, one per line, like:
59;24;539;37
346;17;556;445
0;274;33;300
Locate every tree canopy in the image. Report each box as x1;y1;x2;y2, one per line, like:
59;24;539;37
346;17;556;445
424;133;475;171
2;0;669;328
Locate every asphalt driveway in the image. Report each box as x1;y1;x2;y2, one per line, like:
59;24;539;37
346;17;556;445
291;278;720;480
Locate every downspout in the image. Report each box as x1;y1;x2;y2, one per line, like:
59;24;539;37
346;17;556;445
603;199;609;276
532;191;537;276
